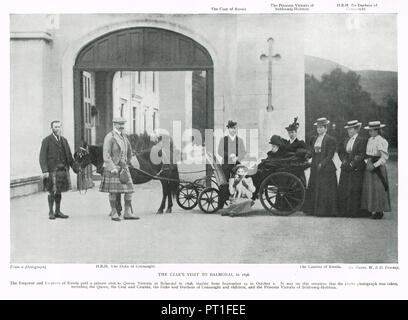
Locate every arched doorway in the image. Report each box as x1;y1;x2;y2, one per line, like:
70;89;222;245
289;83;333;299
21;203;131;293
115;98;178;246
73;27;214;149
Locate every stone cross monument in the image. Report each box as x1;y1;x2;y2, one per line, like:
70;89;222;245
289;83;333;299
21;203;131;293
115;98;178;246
260;37;281;112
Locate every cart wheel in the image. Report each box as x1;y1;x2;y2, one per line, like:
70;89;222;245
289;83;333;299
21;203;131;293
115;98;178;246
176;185;199;210
259;172;305;216
198;188;220;213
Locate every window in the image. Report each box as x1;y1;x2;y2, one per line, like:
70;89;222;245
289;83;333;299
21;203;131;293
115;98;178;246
138;71;141;84
152;72;155;92
143;109;147;133
131;72;136;94
120;103;124;117
87;77;90;98
153;112;156;131
133;107;137;134
83;76;87;98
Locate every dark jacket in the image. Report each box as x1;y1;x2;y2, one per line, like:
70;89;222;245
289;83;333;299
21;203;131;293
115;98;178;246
338;134;367;172
265;147;289;160
39;134;74;173
309;134;337;172
281;138;311;159
217;135;246;165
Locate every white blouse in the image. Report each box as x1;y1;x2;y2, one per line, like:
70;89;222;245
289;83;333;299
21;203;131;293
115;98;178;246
314;133;326;148
366;135;389;167
346;133;358;153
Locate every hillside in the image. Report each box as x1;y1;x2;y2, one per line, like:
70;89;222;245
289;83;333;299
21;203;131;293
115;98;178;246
305;55;397;105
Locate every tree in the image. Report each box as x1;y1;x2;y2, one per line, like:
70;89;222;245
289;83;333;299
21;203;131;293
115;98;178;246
305;68;392;145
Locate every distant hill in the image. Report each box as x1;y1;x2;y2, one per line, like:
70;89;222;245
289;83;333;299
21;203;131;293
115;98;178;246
356;70;397;105
305;55;397;105
305;55;350;78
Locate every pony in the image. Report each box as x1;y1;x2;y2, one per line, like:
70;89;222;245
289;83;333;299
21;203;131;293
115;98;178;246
73;133;179;214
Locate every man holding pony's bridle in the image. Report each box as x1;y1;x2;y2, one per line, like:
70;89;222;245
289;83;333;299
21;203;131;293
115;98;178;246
99;117;139;222
39;120;74;220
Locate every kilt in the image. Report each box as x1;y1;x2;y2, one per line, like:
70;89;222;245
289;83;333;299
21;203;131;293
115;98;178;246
361;165;391;212
45;167;72;193
99;167;134;193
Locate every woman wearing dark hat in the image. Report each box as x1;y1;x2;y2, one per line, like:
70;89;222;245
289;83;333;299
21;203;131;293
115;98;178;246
304;117;339;217
361;121;391;219
338;120;368;217
221;164;255;217
282;117;310;184
251;134;286;192
266;134;287;159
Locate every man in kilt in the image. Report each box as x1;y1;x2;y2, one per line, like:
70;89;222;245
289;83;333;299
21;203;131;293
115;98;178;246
39;120;74;220
99;117;139;222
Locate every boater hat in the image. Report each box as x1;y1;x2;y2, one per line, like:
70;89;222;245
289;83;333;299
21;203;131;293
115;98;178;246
285;117;300;131
344;120;362;129
112;117;127;124
314;117;330;126
226;120;238;128
364;121;386;130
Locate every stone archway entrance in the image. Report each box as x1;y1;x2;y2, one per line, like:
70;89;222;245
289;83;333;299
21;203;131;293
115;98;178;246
73;27;214;149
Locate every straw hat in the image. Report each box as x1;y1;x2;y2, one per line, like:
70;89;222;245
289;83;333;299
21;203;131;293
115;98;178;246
364;121;386;130
344;120;362;129
313;117;330;126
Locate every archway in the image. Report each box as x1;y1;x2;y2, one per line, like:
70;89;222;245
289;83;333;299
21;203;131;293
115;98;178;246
73;27;214;149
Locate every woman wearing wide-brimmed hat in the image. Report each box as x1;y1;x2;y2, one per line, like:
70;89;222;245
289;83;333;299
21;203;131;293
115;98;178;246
304;117;339;217
360;121;391;219
338;120;369;218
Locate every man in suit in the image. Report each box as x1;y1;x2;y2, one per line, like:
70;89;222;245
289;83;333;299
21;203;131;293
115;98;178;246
39;120;74;220
217;120;246;209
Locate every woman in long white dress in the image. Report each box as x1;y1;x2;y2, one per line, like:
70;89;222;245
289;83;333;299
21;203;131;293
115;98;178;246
361;121;391;219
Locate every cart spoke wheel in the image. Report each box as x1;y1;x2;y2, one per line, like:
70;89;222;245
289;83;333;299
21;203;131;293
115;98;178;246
198;188;220;213
259;172;305;216
176;185;199;210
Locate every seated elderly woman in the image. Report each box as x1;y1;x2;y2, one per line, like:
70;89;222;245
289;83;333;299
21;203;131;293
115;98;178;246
265;135;289;160
221;164;256;217
251;134;310;197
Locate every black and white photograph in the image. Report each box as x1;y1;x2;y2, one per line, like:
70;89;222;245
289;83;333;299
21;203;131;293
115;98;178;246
9;11;398;265
4;0;408;302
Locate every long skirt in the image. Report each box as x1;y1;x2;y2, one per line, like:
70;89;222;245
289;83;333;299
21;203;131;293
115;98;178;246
44;167;72;193
304;167;338;217
361;165;391;212
338;169;368;217
99;167;134;193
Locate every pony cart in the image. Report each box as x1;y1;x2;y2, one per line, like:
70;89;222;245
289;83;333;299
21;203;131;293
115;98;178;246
176;151;310;216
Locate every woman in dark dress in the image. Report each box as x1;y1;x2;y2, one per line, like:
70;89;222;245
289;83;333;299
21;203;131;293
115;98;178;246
281;117;310;185
337;120;368;218
304;117;339;217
